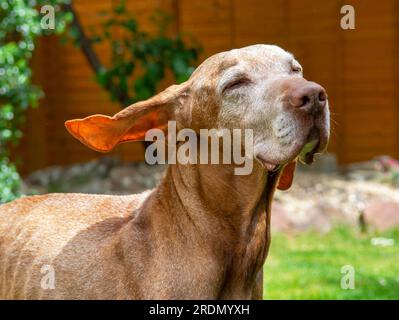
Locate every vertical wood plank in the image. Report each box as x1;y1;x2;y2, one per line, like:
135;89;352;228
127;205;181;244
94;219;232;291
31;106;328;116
20;0;399;172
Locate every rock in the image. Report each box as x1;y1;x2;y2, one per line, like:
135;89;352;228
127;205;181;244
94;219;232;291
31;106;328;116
271;202;294;233
344;156;399;184
109;166;146;193
303;209;332;234
108;163;165;193
297;201;351;234
74;178;108;194
363;201;399;231
24;156;166;196
22;155;399;234
297;153;338;174
288;202;331;234
276;197;358;234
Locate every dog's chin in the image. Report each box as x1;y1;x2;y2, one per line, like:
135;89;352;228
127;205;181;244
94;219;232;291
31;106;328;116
298;139;319;165
256;127;328;170
255;151;290;172
255;157;280;171
298;127;329;165
298;129;320;165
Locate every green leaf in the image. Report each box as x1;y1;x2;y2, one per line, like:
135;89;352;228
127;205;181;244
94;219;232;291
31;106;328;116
113;0;126;15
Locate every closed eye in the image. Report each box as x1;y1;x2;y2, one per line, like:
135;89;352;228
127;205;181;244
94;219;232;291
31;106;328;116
223;78;251;92
292;66;302;73
291;61;302;73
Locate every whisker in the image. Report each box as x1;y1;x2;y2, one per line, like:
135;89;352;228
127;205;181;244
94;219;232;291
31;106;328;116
330;119;339;127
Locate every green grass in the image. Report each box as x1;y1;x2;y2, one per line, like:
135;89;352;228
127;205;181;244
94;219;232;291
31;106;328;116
263;226;399;299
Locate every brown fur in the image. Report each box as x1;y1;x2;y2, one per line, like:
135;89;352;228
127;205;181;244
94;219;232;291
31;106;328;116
0;44;329;299
0;163;275;299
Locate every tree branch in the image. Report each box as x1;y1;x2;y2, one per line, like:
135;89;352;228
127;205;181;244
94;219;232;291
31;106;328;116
63;2;103;75
62;2;149;147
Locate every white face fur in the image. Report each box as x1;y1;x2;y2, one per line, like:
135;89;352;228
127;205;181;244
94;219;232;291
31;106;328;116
188;44;330;169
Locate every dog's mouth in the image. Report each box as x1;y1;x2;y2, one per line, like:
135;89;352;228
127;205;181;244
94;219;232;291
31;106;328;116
256;156;280;171
256;127;323;171
298;127;321;165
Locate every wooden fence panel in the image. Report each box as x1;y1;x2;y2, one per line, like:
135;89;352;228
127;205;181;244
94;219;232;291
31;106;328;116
20;0;399;173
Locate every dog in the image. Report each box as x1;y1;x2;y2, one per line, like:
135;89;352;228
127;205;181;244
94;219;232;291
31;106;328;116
0;44;329;299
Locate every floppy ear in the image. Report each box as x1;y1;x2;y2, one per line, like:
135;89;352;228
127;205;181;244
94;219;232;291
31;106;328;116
277;160;297;191
65;83;189;152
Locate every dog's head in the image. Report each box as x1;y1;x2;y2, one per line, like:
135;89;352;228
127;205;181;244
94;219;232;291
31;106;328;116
66;44;330;189
187;45;329;169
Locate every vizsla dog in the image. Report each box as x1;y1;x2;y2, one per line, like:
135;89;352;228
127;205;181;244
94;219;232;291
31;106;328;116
0;44;329;299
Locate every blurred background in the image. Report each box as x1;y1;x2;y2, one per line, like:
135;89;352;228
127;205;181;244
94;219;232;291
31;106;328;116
1;0;398;299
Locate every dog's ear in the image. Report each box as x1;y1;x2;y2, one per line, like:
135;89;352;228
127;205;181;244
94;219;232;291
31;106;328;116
277;160;296;190
65;82;189;152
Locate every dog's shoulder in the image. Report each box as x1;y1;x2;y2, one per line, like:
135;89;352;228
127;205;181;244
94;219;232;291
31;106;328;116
0;191;153;246
0;191;153;299
2;190;149;215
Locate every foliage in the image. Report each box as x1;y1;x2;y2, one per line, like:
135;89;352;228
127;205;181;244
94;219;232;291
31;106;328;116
83;0;201;104
0;0;200;204
0;0;72;203
376;156;399;187
263;226;399;299
0;158;20;202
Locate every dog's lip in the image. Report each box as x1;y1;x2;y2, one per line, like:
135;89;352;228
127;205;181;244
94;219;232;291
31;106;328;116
256;126;326;170
255;154;280;171
298;127;321;165
298;139;320;164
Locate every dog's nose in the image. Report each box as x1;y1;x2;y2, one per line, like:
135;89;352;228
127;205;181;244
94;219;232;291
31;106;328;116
289;82;327;114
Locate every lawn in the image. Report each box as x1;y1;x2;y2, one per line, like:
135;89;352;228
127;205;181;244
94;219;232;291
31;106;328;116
263;227;399;299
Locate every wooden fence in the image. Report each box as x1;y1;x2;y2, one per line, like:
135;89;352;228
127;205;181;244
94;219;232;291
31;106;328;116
19;0;399;174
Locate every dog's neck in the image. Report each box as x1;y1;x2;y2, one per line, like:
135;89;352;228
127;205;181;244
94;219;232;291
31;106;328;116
139;160;280;298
